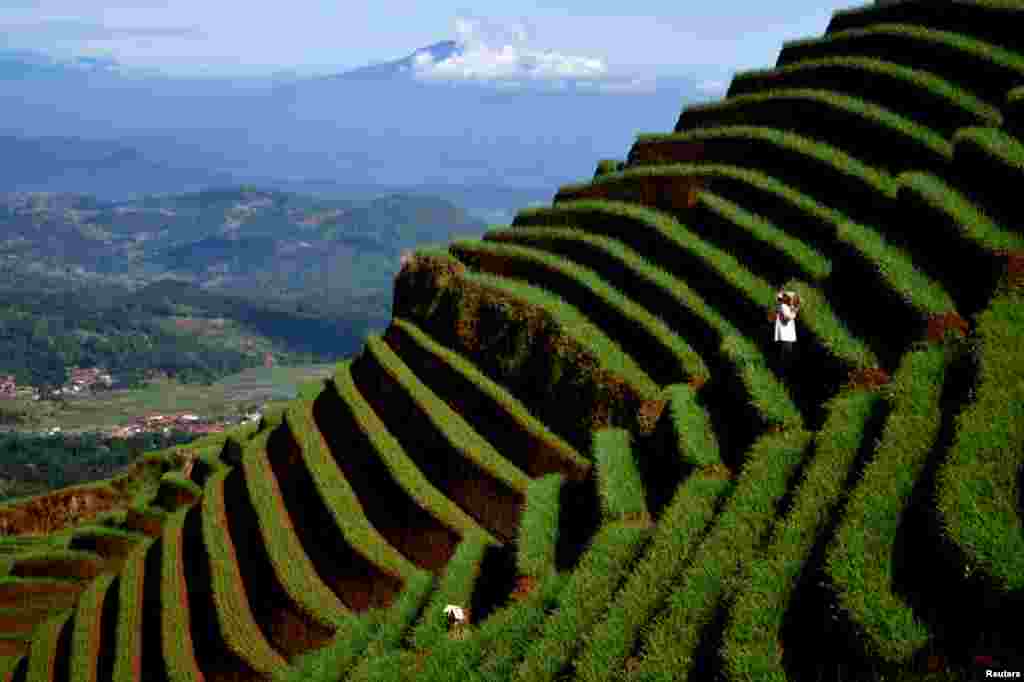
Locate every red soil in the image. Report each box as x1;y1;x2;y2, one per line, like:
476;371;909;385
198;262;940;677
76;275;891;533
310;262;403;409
10;554;105;581
0;609;51;635
1000;249;1024;289
846;367;892;391
123;508;165;538
925;311;970;343
0;639;28;657
628;139;706;166
0;486;122;536
509;575;538;602
0;581;83;610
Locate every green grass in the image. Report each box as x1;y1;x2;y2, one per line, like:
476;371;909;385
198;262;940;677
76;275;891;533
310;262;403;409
160;508;203;682
409;531;490;651
726;57;1002;132
937;289;1024;593
664;383;721;467
825;344;950;663
272;614;374;682
388;318;591;475
454;237;707;388
895;171;1024;253
200;468;289;675
516;474;563;580
487;225;800;427
512;521;652;682
283;400;418;580
450;259;662;398
556;166;955;318
721;389;884;681
239;430;349;629
592;429;648;522
676;87;951;162
634;123;896;196
112;540;152;682
626;428;815;680
25;610;70;682
364;334;532;496
574;470;732;682
779;23;1024;91
68;573;115;682
332;361;498;546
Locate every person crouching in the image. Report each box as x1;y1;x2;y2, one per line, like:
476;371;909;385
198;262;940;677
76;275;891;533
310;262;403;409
773;289;799;378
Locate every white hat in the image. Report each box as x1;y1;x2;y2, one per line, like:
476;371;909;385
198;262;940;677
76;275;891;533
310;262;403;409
444;605;466;622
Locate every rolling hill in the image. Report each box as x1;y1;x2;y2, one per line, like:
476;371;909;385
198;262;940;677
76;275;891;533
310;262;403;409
0;0;1021;680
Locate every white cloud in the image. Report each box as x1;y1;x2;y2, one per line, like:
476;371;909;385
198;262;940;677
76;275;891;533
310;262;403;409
412;15;609;85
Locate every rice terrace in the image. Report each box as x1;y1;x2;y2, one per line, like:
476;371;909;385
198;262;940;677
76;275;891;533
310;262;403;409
0;0;1022;679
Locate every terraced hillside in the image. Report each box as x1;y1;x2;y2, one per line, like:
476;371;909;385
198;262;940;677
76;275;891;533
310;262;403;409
1;0;1022;679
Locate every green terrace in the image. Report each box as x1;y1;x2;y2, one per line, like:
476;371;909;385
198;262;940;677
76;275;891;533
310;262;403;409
2;0;1022;679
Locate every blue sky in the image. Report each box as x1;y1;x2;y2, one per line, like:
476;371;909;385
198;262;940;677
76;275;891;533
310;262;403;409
0;0;858;84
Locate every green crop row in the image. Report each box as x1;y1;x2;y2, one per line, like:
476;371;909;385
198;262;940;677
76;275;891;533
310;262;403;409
417;570;568;682
626;428;814;680
489;225;800;428
389;318;591;475
519;197;879;371
455;238;708;389
634;123;890;195
25;609;70;682
273;614;375;682
394;251;660;444
779;23;1024;101
594;160;625;177
937;289;1024;593
343;570;435;681
557;166;955;318
201;468;288;675
698;192;833;282
69;573;115;682
239;430;349;629
517;474;563;579
153;473;201;511
365;334;532;496
721;389;884;681
112;540;152;682
332;361;498;545
296;377;326;401
726;57;1002;132
677;87;951;162
410;531;491;652
592;429;648;522
896;171;1024;253
160;508;203;682
825;344;950;663
827;0;1024;39
664;383;721;467
282;401;418;580
451;258;662;398
513;522;652;682
574;470;732;682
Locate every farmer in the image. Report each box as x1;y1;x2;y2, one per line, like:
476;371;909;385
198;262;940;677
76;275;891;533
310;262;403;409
774;289;799;378
444;604;469;639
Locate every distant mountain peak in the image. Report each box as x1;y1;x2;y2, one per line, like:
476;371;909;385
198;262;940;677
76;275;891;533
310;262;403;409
328;40;463;81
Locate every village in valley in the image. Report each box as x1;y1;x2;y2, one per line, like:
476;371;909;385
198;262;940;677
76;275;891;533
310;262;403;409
0;366;263;438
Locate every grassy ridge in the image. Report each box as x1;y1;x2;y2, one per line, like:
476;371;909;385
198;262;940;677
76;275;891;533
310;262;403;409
284;401;418;581
159;508;203;682
112;540;152;682
556;166;954;320
516;474;563;580
516;199;878;372
950;127;1024;236
68;573;114;682
332;360;498;545
453;237;708;387
364;334;532;496
409;532;490;652
626;428;815;680
239;430;349;629
592;429;648;522
388;318;591;476
721;389;884;680
663;383;721;467
485;226;800;428
513;522;652;682
777;23;1024;105
675;87;951;167
25;610;70;682
937;289;1024;594
573;470;731;682
825;345;950;663
200;468;288;674
726;57;1002;135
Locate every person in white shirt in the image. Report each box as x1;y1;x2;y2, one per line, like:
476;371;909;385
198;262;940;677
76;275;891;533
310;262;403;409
774;290;798;377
